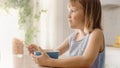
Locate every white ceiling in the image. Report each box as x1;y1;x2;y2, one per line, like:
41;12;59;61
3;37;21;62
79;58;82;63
101;0;120;5
101;0;120;9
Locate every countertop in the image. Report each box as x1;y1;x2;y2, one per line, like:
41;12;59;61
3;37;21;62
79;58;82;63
13;47;120;68
13;55;49;68
105;46;120;68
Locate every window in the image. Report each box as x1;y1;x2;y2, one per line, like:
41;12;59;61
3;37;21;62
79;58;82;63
0;0;62;68
39;0;58;49
0;8;24;68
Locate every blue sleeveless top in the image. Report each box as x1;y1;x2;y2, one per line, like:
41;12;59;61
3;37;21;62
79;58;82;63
68;32;105;68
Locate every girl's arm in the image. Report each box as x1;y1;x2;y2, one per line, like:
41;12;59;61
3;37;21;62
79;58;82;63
56;38;69;55
47;29;104;67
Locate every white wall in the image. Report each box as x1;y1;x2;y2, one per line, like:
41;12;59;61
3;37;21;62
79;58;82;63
102;6;120;45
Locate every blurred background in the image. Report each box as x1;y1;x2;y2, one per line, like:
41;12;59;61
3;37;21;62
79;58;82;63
0;0;120;68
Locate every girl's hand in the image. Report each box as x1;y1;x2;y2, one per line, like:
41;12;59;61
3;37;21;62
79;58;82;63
31;46;51;67
28;44;38;54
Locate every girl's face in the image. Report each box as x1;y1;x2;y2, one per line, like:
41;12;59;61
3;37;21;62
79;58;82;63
67;0;85;29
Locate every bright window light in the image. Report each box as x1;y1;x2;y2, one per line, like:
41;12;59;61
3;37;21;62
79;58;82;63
0;8;21;68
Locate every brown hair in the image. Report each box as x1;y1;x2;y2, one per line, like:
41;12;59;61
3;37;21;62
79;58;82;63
69;0;102;32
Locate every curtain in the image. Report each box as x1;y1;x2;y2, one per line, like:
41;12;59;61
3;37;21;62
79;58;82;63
38;0;58;49
38;0;72;49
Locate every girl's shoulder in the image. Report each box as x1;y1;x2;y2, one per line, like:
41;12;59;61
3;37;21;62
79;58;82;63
89;28;104;41
90;28;103;36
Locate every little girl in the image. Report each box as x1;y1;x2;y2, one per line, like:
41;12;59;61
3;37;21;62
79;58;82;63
28;0;105;68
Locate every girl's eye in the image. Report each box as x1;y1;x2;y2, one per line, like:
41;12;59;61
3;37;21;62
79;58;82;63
67;8;76;13
70;9;76;13
71;10;74;12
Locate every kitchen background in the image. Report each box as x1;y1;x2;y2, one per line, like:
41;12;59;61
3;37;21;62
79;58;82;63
0;0;120;68
37;0;120;48
55;0;120;47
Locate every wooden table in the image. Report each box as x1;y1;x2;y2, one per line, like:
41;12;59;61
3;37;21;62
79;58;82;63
13;54;49;68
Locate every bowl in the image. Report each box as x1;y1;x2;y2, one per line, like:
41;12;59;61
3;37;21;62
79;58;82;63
34;49;59;59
